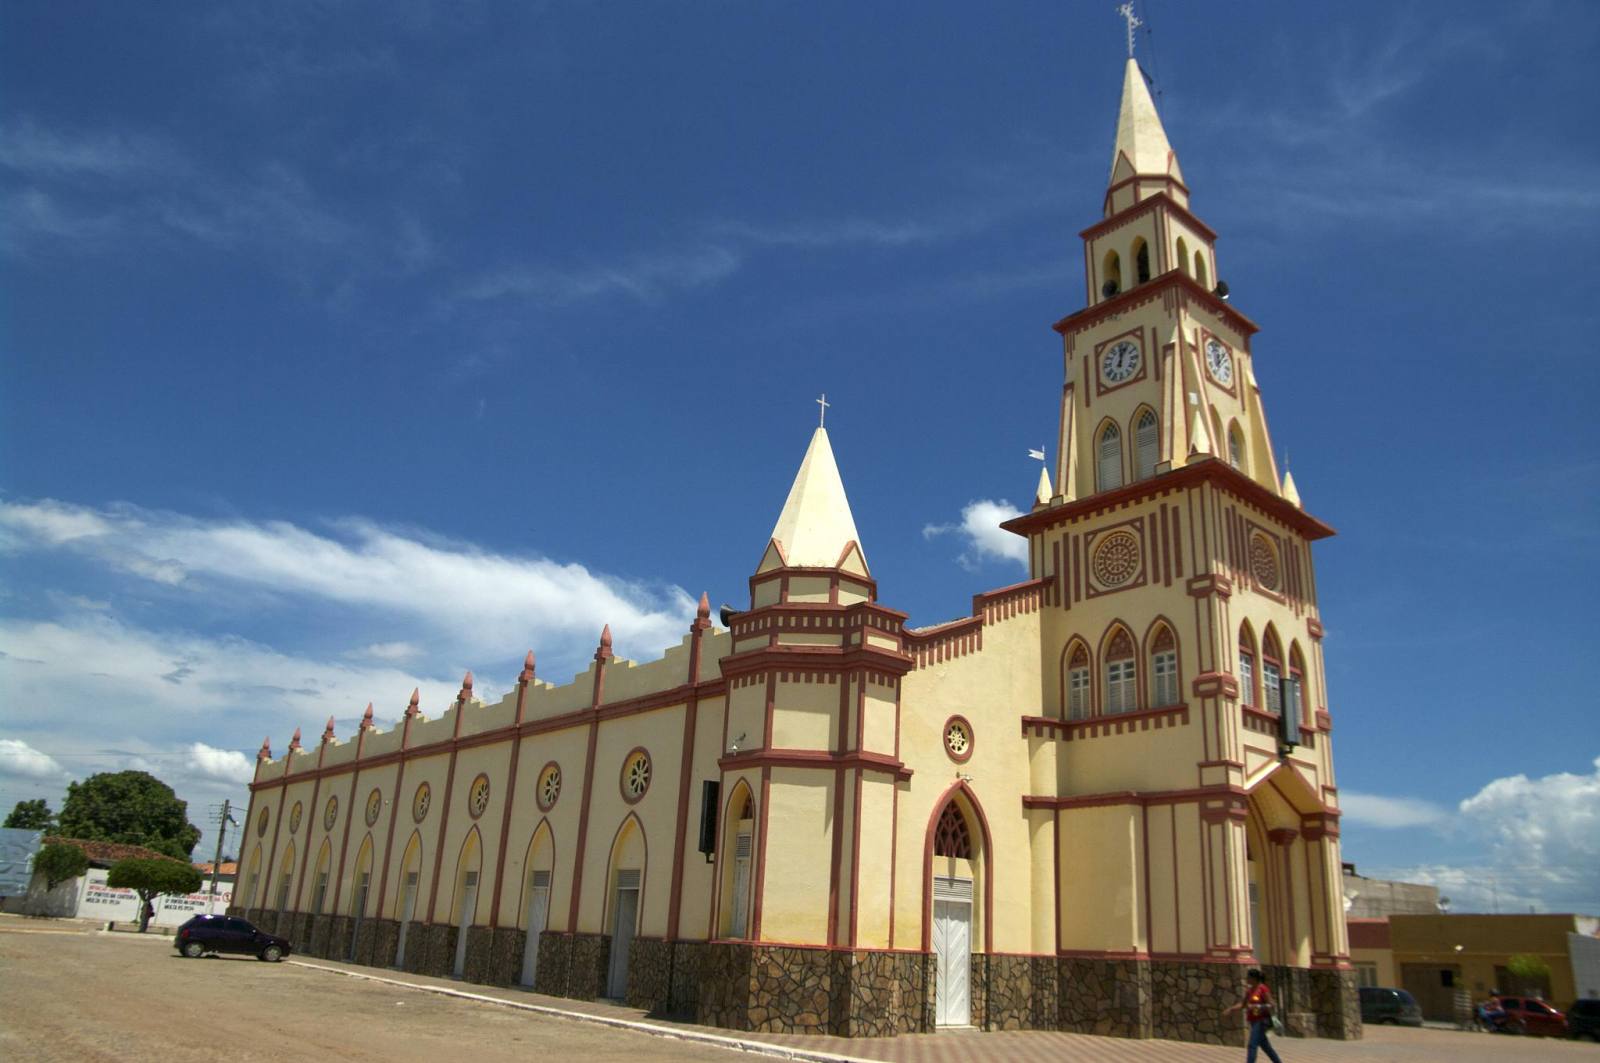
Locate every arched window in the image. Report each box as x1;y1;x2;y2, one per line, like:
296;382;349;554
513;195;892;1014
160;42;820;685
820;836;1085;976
934;801;972;859
311;839;332;914
723;787;755;939
1065;642;1091;720
1133;237;1151;284
1176;236;1190;277
1195;252;1209;288
1228;422;1247;472
1210;410;1225;458
1134;408;1159;480
1150;625;1179;707
275;842;295;910
1262;628;1284;716
1289;643;1309;725
1102;250;1122;296
1238;623;1258;708
1097;422;1123;492
1104;627;1137;714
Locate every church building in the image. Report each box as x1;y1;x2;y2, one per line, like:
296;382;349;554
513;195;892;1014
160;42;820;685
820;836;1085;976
235;58;1360;1046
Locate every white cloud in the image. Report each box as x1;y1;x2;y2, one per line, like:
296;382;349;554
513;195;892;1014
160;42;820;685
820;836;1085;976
185;743;254;785
456;245;742;307
1339;791;1452;829
0;118;182;179
923;499;1028;570
349;641;421;663
0;738;68;780
0;498;697;660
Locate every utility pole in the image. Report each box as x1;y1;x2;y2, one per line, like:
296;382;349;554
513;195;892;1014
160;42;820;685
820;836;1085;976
208;800;236;914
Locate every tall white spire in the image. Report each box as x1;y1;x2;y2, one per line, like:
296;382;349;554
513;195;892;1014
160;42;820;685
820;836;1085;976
767;427;865;569
1108;58;1186;204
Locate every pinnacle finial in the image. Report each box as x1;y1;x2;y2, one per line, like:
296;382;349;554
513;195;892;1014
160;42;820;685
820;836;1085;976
816;392;830;427
289;727;302;751
1117;3;1142;59
322;716;336;742
697;592;711;620
258;737;272;761
520;650;536;683
595;623;614;661
406;687;421;716
361;702;375;730
459;670;474;701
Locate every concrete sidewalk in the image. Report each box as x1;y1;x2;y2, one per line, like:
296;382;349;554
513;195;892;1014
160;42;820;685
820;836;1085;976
286;953;1577;1063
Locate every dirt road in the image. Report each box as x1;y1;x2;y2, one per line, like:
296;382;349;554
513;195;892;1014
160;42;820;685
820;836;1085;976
0;925;751;1063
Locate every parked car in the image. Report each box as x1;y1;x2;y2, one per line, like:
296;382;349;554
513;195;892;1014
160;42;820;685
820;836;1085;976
1564;998;1599;1041
1358;986;1423;1026
174;914;292;962
1487;996;1567;1037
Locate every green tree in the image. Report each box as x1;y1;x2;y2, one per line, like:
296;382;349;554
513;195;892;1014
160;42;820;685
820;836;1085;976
3;798;54;831
106;857;202;932
57;771;200;860
34;842;89;888
1506;953;1553;995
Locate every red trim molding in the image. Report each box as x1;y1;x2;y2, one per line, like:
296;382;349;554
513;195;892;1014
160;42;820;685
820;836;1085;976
717;747;911;782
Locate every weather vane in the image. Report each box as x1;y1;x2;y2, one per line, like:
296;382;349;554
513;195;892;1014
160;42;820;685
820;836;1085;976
1117;3;1141;58
816;393;830;427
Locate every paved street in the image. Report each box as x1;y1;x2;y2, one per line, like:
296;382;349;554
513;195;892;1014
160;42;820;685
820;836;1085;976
3;918;1597;1062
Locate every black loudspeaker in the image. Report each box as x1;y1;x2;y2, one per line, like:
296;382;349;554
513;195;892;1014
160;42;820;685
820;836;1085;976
1279;677;1301;749
698;780;720;858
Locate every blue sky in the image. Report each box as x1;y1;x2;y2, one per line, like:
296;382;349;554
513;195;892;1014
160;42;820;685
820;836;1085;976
2;2;1596;913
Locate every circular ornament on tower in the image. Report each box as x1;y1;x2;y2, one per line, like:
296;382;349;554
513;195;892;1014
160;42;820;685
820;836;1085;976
412;782;431;824
536;762;562;812
1100;338;1142;385
467;774;491;819
1205;337;1234;386
1249;532;1280;591
323;796;338;832
365;788;382;827
620;748;652;804
1092;530;1142;588
943;715;975;763
288;802;303;834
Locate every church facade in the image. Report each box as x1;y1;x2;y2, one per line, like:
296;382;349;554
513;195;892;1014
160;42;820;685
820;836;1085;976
235;59;1359;1046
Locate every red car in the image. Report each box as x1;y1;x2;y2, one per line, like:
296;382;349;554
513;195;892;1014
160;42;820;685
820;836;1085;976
1488;996;1568;1037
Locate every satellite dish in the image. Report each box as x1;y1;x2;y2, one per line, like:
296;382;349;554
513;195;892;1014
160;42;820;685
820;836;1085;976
719;604;741;627
1214;280;1230;300
1102;280;1119;299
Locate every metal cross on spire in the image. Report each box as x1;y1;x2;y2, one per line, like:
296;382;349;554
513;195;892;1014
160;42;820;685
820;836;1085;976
1117;3;1142;58
816;393;830;427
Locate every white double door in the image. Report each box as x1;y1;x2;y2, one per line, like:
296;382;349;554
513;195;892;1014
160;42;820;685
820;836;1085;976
932;877;973;1028
453;871;479;978
519;872;551;987
607;870;641;999
394;871;418;968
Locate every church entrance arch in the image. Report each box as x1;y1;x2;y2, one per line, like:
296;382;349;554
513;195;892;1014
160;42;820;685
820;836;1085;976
603;814;646;1000
450;827;483;978
1244;767;1321;967
921;783;993;1030
392;832;423;968
518;819;555;988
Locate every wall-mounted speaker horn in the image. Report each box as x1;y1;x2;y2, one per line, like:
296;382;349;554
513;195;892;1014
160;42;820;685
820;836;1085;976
1214;280;1230;300
1102;280;1120;299
719;604;740;627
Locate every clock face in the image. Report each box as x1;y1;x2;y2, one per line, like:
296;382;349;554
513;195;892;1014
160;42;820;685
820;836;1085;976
1100;339;1141;384
1205;338;1234;386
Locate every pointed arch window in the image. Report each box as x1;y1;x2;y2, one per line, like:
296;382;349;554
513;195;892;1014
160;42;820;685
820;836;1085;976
1288;643;1309;726
1228;423;1247;472
1262;629;1284;716
1105;628;1137;714
1097;422;1123;492
1134;408;1159;480
1102;250;1122;297
1151;626;1179;707
1133;237;1151;284
1066;643;1091;720
1196;252;1209;289
1238;625;1258;708
1176;236;1190;277
934;801;972;859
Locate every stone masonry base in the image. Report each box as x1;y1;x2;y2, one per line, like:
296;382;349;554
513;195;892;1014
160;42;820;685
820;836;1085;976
224;908;1359;1045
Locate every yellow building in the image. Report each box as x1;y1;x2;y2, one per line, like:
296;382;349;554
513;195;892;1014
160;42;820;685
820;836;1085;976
235;59;1358;1045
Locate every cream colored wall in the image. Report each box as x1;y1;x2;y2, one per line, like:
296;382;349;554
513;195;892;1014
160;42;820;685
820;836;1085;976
760;767;835;944
770;675;838;749
861;684;896;756
853;777;896;949
1350;947;1395;987
1058;803;1145;952
494;726;588;930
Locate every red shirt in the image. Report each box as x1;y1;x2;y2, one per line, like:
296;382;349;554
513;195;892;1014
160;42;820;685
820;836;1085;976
1245;983;1273;1024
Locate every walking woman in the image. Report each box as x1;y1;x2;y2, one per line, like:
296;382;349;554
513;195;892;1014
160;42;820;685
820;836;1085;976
1223;968;1284;1063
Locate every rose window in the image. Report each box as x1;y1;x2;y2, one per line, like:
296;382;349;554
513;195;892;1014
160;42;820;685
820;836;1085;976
468;774;491;819
365;788;382;827
288;802;303;834
322;796;338;832
944;716;974;762
1092;530;1141;588
1249;532;1280;591
412;782;431;823
622;750;652;802
537;763;562;811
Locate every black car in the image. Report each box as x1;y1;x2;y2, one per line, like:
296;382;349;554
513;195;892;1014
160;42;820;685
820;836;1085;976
1569;999;1600;1041
175;914;292;962
1358;986;1423;1026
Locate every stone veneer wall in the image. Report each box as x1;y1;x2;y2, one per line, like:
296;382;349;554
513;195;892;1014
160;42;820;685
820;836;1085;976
487;927;525;986
626;937;673;1011
1058;956;1152;1038
565;931;611;1000
669;940;710;1017
696;944;930;1036
1309;968;1362;1040
1148;960;1247;1046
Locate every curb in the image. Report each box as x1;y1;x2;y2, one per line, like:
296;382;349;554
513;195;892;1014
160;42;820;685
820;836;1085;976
289;960;869;1063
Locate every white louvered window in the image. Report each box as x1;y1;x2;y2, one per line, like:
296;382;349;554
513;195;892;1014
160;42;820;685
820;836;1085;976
1229;426;1246;470
1135;410;1159;480
1105;658;1136;714
730;831;752;938
1152;651;1178;707
1067;667;1091;720
1097;424;1123;491
1263;660;1282;715
1239;652;1255;707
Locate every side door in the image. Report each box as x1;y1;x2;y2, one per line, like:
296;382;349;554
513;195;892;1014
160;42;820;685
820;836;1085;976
1520;999;1560;1036
224;918;255;955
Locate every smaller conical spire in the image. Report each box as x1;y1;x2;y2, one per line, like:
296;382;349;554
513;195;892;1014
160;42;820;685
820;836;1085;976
405;687;421;717
361;702;375;730
1187;398;1213;457
519;651;536;683
458;670;474;702
596;624;613;660
768;427;866;569
1035;466;1053;506
258;737;272;761
697;592;711;621
1281;469;1302;509
322;716;336;742
288;727;302;752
